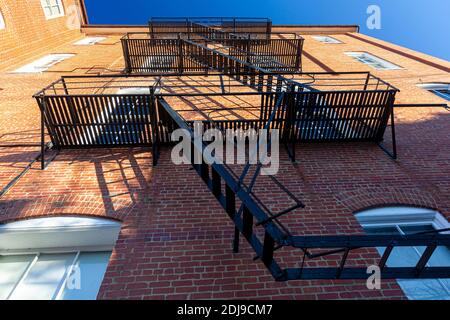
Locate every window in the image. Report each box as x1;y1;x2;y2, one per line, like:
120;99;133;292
40;0;65;20
12;54;75;73
74;37;106;46
418;83;450;102
313;36;342;44
345;52;402;70
356;207;450;300
0;217;121;300
0;10;5;30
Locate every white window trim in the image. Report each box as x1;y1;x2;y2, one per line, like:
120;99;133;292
40;0;65;20
73;37;107;46
0;216;121;255
356;206;449;230
417;83;450;91
417;83;450;102
11;53;75;74
0;217;121;300
312;36;342;44
356;207;450;300
345;52;403;70
0;10;5;30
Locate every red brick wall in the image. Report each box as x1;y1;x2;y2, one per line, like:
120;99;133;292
0;0;83;70
1;19;450;299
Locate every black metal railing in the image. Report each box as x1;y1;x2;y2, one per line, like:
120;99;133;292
121;34;207;73
156;92;450;282
34;72;399;169
121;34;304;73
149;17;272;38
30;73;450;282
32;14;450;282
226;38;303;71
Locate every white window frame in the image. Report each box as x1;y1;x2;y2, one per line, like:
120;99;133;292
0;217;121;300
73;37;107;46
345;52;402;70
40;0;65;20
312;36;342;44
356;207;450;300
0;10;5;30
0;216;121;255
417;83;450;102
11;53;75;74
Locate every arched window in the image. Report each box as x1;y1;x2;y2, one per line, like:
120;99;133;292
0;217;121;300
356;207;450;300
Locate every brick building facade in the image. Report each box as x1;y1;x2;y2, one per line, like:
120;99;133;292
0;1;450;300
0;0;86;70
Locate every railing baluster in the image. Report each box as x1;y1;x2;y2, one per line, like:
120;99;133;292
262;232;275;267
225;184;235;218
415;244;437;276
212;167;221;198
200;160;209;183
336;248;350;279
378;244;394;271
242;206;253;240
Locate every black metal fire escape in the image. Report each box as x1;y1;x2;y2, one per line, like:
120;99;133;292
33;17;450;282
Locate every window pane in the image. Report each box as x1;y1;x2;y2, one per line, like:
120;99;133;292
394;225;450;299
400;225;435;234
400;224;450;265
364;226;399;235
345;52;401;70
0;255;35;299
44;7;52;17
433;90;450;101
398;279;450;300
60;252;112;300
9;253;76;300
313;36;341;44
52;5;61;15
364;226;420;266
429;246;450;267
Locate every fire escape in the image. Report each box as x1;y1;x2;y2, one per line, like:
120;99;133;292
34;17;450;281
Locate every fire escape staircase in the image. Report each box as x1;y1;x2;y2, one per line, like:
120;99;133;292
33;17;450;282
156;91;450;282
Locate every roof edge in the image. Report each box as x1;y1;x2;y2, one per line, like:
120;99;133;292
80;24;360;35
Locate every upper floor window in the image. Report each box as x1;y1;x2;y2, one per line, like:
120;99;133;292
74;37;106;46
313;36;342;44
356;207;450;300
12;53;75;73
0;10;5;29
40;0;65;20
0;216;121;300
418;83;450;102
345;52;402;70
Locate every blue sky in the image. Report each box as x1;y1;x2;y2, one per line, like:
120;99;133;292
84;0;450;61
